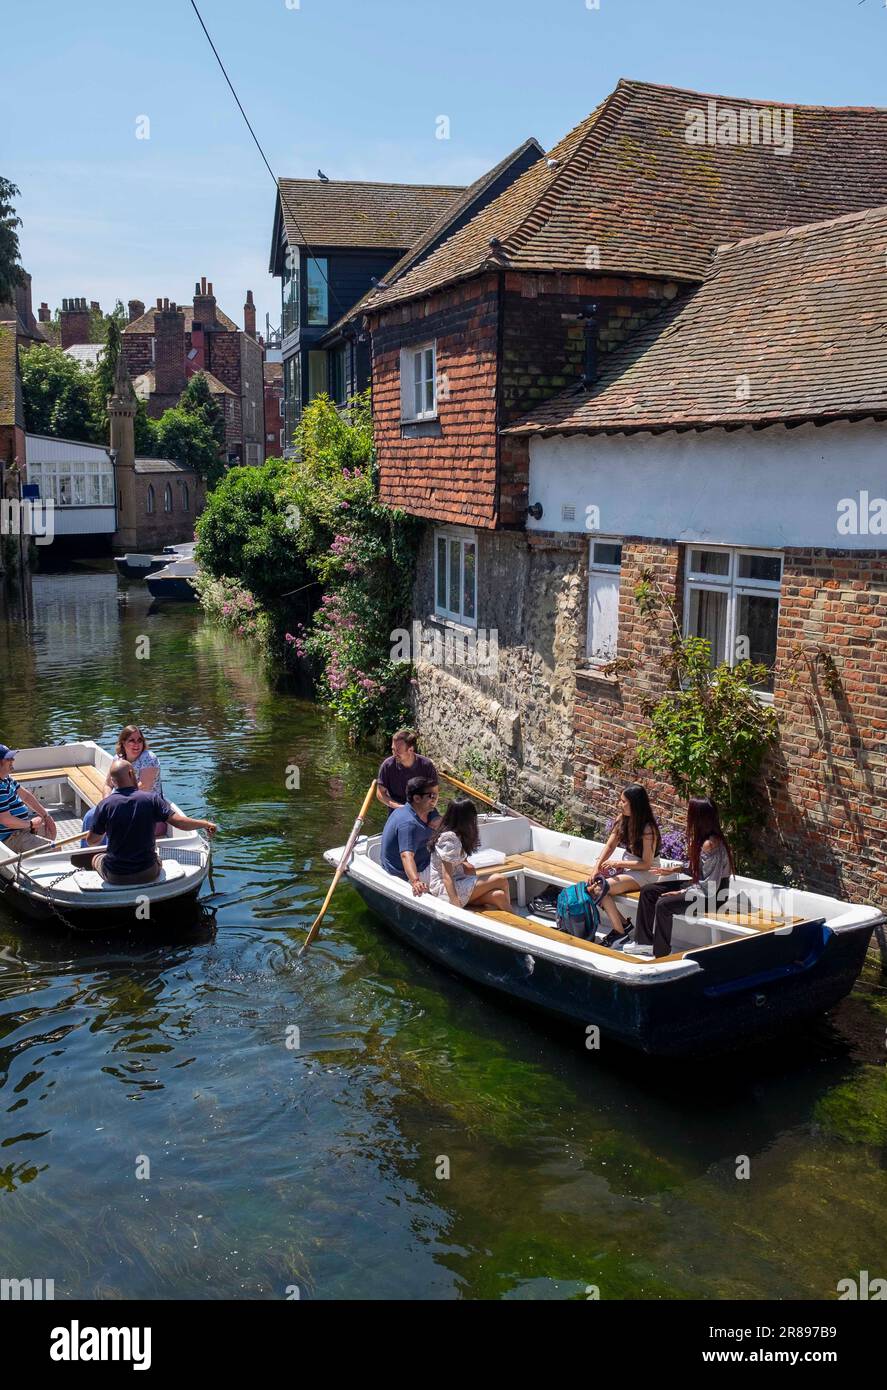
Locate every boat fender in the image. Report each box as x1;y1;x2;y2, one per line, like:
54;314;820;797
521;954;535;977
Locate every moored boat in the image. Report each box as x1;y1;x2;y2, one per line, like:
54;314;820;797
115;541;195;581
145;556;199;601
0;742;211;930
324;813;883;1057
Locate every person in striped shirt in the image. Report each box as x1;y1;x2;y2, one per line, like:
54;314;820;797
0;745;58;855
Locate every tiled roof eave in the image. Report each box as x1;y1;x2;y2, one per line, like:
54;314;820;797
503;407;887;438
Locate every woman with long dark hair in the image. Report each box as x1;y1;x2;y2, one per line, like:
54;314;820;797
591;785;662;946
629;797;734;959
427;798;511;912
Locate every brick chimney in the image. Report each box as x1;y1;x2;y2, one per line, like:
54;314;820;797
38;302;51;323
90;300;101;314
154;299;186;397
243;289;256;339
60;296;91;349
193;276;217;331
128;299;145;322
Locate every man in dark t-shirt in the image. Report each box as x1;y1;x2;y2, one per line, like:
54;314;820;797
376;728;438;814
86;760;217;884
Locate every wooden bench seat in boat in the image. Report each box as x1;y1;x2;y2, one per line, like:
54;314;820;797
474;906;686;964
475;850;642;897
476;852;804;929
15;765;102;807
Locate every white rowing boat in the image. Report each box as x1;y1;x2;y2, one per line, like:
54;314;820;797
324;812;884;1056
0;742;211;929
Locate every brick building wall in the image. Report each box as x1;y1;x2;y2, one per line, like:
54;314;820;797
131;469;206;549
572;538;687;836
370;274;500;528
769;549;887;906
121;333;153;379
570;539;887;908
370;270;676;530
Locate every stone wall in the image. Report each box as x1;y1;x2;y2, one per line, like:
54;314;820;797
409;525;587;815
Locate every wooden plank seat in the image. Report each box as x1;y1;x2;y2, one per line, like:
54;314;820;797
15;765;101;808
474;906;686;964
475;850;642;897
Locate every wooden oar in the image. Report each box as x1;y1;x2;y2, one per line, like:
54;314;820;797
438;770;546;828
301;779;377;955
5;830;87;867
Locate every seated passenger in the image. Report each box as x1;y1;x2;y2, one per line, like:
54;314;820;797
428;798;511;912
592;784;663;947
630;797;734;959
380;776;442;895
86;759;216;886
86;725;167;843
0;744;57;855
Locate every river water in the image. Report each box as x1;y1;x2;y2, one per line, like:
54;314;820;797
0;567;885;1300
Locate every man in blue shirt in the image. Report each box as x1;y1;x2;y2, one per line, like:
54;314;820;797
86;760;217;884
0;745;58;854
380;776;441;895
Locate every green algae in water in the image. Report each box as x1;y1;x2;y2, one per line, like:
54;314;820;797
814;1065;887;1147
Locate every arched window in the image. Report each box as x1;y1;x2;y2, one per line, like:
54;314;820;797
146;484;155;515
164;483;173;513
180;482;190;512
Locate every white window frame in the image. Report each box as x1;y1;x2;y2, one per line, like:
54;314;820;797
434;526;477;628
683;544;783;699
400;341;437;422
586;537;623;664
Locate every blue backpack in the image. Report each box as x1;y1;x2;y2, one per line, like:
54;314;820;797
556;882;601;940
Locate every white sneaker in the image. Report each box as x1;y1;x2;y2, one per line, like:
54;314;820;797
626;943;654;957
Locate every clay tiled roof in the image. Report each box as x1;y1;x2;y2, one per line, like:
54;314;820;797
274;179;465;253
124;304;239;335
133;369;234;400
505;205;887;436
366;78;887;311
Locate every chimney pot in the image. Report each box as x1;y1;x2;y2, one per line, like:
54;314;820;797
38;302;50;322
207;282;213;296
156;298;162;309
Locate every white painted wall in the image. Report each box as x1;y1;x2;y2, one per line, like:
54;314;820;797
526;420;887;550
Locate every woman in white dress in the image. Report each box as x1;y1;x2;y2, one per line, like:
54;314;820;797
428;799;511;913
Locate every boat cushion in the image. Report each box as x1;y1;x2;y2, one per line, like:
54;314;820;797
73;860;186;891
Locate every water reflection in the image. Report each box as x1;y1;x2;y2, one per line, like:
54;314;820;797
0;565;885;1300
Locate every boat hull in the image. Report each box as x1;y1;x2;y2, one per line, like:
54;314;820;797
348;877;875;1057
0;878;206;932
145;575;197;601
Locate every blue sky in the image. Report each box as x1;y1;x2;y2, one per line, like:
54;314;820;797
2;0;885;337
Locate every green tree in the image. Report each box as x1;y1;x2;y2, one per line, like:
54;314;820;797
179;371;225;453
195;458;308;606
0;177;23;305
634;634;779;857
19;344;97;442
88;317;155;455
153;406;223;484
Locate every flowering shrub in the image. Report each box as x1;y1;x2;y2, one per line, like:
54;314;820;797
273;393;423;737
659;827;688;862
193;391;422;739
192;572;270;646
